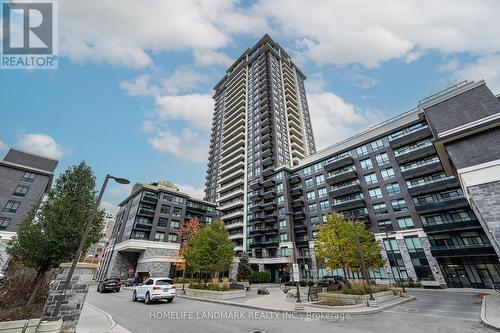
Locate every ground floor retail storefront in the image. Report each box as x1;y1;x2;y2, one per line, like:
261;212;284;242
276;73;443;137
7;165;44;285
438;256;500;288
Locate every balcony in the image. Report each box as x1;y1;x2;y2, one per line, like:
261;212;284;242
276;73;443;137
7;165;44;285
323;154;354;172
422;219;481;234
291;198;304;208
248;215;264;223
414;197;469;214
289;174;301;184
326;168;357;185
394;143;436;164
430;243;495;258
294;224;308;233
262;167;274;177
295;239;309;247
262;190;276;199
138;208;155;217
261;146;272;158
329;182;361;197
389;125;432;148
407;177;460;196
261;178;275;188
262;202;277;211
262;239;279;248
262;156;274;167
401;160;443;180
332;198;365;211
290;186;303;196
262;214;278;223
261;141;272;150
142;194;158;204
251;193;263;202
293;211;306;220
250;180;262;190
251;203;264;212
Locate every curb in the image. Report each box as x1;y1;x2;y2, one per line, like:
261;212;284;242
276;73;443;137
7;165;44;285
481;295;500;331
84;302;117;332
176;295;413;315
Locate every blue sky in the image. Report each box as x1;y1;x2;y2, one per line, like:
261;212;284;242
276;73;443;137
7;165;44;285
1;0;500;211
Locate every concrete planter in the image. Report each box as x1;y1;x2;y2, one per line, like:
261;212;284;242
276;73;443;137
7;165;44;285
318;290;395;306
0;318;62;333
185;288;246;300
421;280;442;288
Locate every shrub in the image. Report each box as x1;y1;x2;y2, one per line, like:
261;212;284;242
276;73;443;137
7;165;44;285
221;277;230;291
299;280;307;287
339;280;391;295
307;281;315;286
284;281;295;286
249;271;270;284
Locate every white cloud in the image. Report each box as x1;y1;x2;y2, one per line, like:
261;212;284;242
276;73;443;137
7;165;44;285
0;140;6;150
107;183;134;198
154;94;213;130
344;68;378;89
57;0;266;69
162;67;209;95
447;55;500;93
308;92;383;149
119;75;158;97
306;72;327;93
193;49;234;68
16;134;66;160
176;184;205;200
148;128;208;163
253;0;500;68
100;201;120;214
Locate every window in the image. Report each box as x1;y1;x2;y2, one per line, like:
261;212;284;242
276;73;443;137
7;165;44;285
304;178;313;188
277;195;284;204
375;153;390;166
364;173;378;184
404;236;424;252
167;233;178;242
391;199;408;212
303;166;312;176
306;191;316;201
397;217;414;229
461;231;484;246
360;158;373;170
310;216;320;225
3;200;21;213
279;220;287;229
280;233;288;242
368;188;383;199
276;183;284;192
136;216;152;225
154;232;165;242
377;219;393;232
0;217;11;229
158;218;168;228
320;200;329;211
163;193;173;201
160;205;170;214
381;167;395;180
22;172;36;182
385;183;401;196
131;230;148;240
373;203;387;215
313;163;322;172
318;188;327;198
173;196;185;205
356;145;368;157
315;174;325;185
173;208;182;217
13;185;29;197
170;220;180;229
308;203;318;213
370;139;384;151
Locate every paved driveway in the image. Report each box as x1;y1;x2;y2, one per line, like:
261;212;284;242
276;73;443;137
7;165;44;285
84;287;492;333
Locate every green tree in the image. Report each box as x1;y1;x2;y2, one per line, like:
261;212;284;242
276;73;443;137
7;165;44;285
315;213;384;280
236;252;253;282
315;213;356;279
7;162;104;305
186;220;234;278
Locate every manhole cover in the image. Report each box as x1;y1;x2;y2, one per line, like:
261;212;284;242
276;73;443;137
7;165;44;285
249;330;266;333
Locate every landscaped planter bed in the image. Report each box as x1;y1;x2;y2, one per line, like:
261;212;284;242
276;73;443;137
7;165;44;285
0;318;62;333
185;288;247;300
318;290;395;306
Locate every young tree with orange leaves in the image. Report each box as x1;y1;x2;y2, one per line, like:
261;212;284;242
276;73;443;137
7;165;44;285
174;219;201;289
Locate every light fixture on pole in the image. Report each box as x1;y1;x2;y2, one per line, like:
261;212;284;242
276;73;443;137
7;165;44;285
53;174;130;317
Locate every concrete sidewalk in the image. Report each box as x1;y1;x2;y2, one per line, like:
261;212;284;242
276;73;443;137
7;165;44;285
481;293;500;331
178;286;412;315
77;302;132;333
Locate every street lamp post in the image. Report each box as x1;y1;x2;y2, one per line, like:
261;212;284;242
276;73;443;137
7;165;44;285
384;231;405;293
53;174;130;317
284;211;303;310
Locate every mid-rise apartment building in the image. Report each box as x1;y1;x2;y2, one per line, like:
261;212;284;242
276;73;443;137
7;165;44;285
245;80;500;288
98;182;218;281
204;34;316;256
85;209;116;264
0;148;58;270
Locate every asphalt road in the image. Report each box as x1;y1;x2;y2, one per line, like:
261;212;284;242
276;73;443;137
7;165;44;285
85;287;492;333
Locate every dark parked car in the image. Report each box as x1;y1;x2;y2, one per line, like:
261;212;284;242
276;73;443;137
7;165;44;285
97;277;121;293
319;275;349;286
124;278;137;287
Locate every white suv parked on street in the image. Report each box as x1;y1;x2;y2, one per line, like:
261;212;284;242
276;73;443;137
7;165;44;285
132;277;176;304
